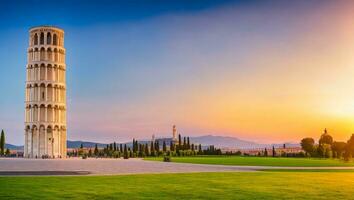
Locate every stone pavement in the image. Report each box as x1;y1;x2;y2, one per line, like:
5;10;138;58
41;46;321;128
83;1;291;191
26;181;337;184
0;158;353;176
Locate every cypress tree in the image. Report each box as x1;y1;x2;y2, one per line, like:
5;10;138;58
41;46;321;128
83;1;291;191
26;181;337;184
272;146;276;157
155;141;160;152
80;143;83;149
187;137;190;150
163;141;166;152
145;144;149;156
150;141;155;156
264;148;268;157
109;143;113;151
135;140;139;152
170;141;174;151
94;144;99;156
0;130;5;155
178;134;182;149
150;141;154;151
139;143;143;157
198;144;202;154
123;144;128;159
113;142;117;151
183;137;186;150
191;143;194;151
133;139;136;152
120;144;123;152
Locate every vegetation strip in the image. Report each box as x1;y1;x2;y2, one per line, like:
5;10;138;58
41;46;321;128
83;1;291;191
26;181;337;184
145;156;354;167
1;172;354;199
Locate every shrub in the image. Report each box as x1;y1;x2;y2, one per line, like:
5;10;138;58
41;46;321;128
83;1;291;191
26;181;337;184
163;155;171;162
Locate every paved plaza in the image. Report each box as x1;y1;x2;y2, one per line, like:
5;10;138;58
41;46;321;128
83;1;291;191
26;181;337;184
0;158;255;175
1;158;354;176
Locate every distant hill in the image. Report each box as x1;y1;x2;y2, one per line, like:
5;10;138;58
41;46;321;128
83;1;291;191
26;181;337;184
5;143;23;150
4;135;299;151
67;141;107;149
154;135;299;149
190;135;262;149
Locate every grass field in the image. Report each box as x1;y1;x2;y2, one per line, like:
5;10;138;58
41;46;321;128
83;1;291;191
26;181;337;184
145;156;354;167
1;172;354;199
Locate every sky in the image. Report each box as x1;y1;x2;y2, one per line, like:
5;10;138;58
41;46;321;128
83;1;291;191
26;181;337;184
0;0;354;145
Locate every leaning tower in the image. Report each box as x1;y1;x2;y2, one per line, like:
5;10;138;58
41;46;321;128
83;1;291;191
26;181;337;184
24;26;67;158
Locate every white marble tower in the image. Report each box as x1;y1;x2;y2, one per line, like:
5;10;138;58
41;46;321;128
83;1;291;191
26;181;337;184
24;26;67;158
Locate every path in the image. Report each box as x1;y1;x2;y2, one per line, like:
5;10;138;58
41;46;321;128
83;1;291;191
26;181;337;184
0;158;353;176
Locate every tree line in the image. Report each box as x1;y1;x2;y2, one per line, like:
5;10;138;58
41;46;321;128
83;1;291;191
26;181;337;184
301;129;354;161
69;134;222;159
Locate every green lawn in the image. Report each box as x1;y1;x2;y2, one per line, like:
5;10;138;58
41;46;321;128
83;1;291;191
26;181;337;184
145;156;354;167
1;172;354;199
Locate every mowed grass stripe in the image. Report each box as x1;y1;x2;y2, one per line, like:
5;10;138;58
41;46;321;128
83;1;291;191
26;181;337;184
145;156;354;167
1;172;354;199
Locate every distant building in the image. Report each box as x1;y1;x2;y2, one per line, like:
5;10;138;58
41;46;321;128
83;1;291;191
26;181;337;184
227;146;304;156
172;125;177;142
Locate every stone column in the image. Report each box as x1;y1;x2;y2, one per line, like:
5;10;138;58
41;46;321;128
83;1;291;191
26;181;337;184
24;130;28;157
37;128;40;158
44;128;47;155
30;129;33;158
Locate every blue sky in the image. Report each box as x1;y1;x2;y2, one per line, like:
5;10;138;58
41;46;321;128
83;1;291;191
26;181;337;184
1;0;354;145
0;0;239;144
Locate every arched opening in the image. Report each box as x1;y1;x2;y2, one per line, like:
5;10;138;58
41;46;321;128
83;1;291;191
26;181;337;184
47;65;52;81
47;105;53;122
39;125;46;156
26;67;31;81
53;86;57;102
53;65;58;81
47;126;53;157
53;125;60;157
40;104;45;122
33;105;38;122
40;83;46;101
54;48;58;62
25;85;30;102
31;125;38;157
28;85;32;102
28;49;33;63
47;32;51;45
34;34;38;45
53;34;57;45
40;64;45;80
33;64;38;81
40;32;44;45
39;47;45;61
33;84;38;101
47;48;52;61
40;47;45;61
26;106;30;122
47;84;53;101
34;48;39;61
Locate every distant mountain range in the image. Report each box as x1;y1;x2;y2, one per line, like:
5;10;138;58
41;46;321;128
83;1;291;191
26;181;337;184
5;135;299;151
5;143;24;150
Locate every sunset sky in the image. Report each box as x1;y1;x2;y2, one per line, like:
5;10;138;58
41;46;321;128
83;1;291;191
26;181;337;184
1;0;354;145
